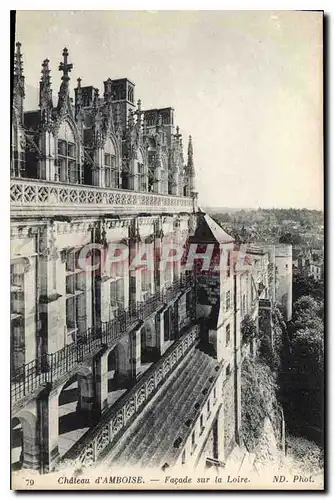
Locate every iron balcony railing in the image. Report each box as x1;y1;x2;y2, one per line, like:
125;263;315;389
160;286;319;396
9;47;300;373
62;323;200;468
11;274;194;405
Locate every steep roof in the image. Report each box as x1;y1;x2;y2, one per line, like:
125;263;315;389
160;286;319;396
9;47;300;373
107;346;221;470
192;211;235;244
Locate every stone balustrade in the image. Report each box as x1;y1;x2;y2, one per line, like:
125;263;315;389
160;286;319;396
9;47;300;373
62;323;200;468
10;178;194;217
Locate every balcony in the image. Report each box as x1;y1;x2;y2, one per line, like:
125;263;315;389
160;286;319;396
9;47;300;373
10;178;193;218
62;323;200;468
11;274;195;407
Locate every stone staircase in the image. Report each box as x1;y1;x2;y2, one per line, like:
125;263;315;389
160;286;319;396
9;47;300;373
107;347;220;469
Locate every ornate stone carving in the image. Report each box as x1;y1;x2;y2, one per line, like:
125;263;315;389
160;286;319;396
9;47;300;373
39;222;58;260
10;179;193;216
57;48;73;115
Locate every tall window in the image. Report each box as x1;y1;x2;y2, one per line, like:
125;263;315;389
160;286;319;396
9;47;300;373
110;279;124;308
11;262;25;372
65;249;86;341
128;86;134;103
12;151;25;178
242;294;246;316
148;151;156;191
226;290;231;311
11;263;24;317
104;139;117;188
11;126;26;178
142;266;151;293
137;148;146;192
138;163;146;191
226;324;231;346
56;121;79;183
109;246;124;309
227;251;231;277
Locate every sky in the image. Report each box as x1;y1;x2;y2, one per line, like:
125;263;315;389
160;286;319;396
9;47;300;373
15;10;323;210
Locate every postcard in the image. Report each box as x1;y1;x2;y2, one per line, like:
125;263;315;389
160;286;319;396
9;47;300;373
11;10;324;491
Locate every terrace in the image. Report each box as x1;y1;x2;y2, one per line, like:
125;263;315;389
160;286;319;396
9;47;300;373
10;178;195;218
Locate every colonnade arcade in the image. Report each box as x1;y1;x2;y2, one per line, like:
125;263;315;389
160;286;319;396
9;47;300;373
11;213;196;472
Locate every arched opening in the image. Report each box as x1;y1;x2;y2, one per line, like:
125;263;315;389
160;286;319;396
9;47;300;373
147;139;156;192
56;120;79;183
137;148;146;192
107;343;128;406
140;319;158;371
121;164;130;190
11;258;26;376
164;306;177;345
11;412;39;471
11;417;23;471
58;374;90;457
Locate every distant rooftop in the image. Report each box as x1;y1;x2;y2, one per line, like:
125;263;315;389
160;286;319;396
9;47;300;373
191;212;235;245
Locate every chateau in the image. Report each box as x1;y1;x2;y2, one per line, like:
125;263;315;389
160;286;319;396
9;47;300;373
11;42;292;475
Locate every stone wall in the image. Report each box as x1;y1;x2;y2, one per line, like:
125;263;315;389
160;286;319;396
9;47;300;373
223;372;235;456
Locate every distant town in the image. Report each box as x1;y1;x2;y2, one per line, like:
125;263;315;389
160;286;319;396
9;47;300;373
209;208;324;282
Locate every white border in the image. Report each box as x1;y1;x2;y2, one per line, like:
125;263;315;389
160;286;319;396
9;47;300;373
0;3;331;498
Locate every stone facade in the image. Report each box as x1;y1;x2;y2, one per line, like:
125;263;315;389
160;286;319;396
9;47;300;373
11;42;291;476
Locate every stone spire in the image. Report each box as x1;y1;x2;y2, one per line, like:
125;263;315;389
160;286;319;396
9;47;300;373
103;78;115;132
93;87;100;110
13;42;25;121
187;135;194;174
135;99;143;132
175;125;181;140
128;108;135;130
174;125;182;150
156;113;163;133
57;47;73;112
14;42;24;85
93;88;104;147
74;77;82;118
39;59;52;107
39;58;53;130
115;102;122;138
103;78;113;104
187;135;196;193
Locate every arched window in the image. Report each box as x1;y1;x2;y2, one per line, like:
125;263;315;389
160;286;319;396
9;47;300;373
56;121;79;183
147;145;156;192
104;138;117;188
128;86;134;103
137;149;146;192
11;125;25;178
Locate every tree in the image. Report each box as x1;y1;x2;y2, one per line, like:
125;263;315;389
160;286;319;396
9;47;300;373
259;333;280;371
241;314;257;345
280;294;324;443
293;275;324;302
279;232;302;246
293;295;319;317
